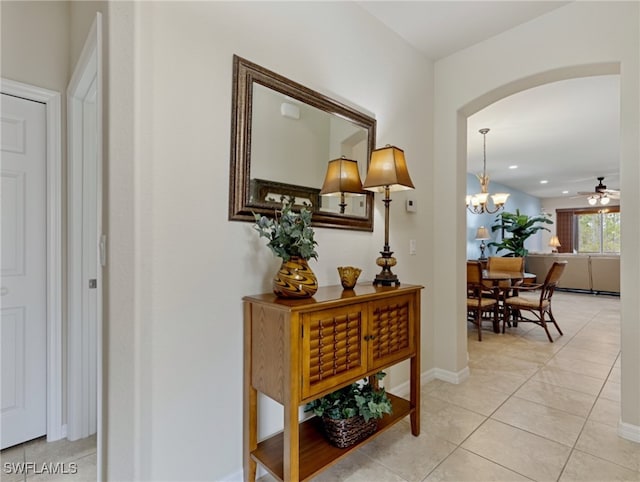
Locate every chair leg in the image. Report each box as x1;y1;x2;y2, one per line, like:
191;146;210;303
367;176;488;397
540;311;554;343
502;305;509;334
476;310;482;341
548;307;564;336
492;303;500;334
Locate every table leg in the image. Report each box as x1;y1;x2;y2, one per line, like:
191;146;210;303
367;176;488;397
283;400;299;481
410;354;420;436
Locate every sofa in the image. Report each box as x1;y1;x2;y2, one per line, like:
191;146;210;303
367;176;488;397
525;254;620;294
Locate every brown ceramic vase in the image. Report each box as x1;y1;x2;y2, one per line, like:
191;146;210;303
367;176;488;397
273;256;318;298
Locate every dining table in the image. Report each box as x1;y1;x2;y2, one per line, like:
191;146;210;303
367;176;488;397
481;270;536;328
482;270;536;284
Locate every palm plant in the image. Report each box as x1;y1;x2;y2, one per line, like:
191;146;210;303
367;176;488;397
488;209;553;257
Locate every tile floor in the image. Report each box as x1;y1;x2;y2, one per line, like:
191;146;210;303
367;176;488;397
260;291;639;482
0;434;96;482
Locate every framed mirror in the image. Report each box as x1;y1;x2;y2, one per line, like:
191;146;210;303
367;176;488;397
228;55;376;231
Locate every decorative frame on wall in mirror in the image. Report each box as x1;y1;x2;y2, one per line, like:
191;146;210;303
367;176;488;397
228;55;376;231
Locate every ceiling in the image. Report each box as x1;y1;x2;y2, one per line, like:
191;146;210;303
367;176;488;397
358;1;621;200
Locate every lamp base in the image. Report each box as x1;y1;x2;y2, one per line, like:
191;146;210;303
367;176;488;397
372;251;400;286
373;272;400;287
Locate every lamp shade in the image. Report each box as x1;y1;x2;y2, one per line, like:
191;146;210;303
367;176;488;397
549;235;561;248
319;157;364;195
475;226;490;240
363;145;415;192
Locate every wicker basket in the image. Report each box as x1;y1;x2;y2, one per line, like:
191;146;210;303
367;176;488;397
321;415;377;448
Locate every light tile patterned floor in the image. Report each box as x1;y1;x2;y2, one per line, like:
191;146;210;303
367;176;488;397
259;291;639;482
0;435;96;482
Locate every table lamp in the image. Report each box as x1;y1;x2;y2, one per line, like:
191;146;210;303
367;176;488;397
475;226;491;260
549;235;561;253
319;156;365;214
363;145;414;286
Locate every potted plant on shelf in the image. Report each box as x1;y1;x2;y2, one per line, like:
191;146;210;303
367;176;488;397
253;198;319;298
488;209;553;257
304;372;393;448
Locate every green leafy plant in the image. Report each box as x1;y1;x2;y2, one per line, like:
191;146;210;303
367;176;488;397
488;209;553;257
253;198;318;262
304;372;392;422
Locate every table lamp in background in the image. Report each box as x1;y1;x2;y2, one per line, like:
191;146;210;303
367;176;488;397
475;226;491;260
549;235;561;253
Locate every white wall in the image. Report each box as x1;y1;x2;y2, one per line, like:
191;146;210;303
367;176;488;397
106;2;433;480
434;0;639;438
1;1;70;91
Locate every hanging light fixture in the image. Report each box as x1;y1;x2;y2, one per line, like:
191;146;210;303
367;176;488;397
588;194;611;206
466;128;510;214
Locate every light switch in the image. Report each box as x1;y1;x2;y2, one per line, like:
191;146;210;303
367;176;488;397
406;198;417;212
409;239;417;255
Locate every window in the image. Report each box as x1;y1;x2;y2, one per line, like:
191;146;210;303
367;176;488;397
576;210;620;254
556;206;620;253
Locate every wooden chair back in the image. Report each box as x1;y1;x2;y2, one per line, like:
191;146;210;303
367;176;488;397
540;261;568;302
487;256;524;273
467;260;483;286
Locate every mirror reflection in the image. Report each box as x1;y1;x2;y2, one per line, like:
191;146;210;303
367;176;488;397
229;55;376;231
251;83;369;217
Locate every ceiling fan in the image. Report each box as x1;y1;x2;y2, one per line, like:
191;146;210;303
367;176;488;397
576;177;620;205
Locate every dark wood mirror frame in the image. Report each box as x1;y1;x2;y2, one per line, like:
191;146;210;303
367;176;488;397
228;55;376;231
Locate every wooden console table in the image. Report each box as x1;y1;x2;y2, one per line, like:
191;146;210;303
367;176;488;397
243;284;423;481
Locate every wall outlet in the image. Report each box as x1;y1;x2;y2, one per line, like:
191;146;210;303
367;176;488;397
409;239;417;255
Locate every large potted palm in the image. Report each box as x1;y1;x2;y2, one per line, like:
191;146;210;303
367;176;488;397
488;209;553;257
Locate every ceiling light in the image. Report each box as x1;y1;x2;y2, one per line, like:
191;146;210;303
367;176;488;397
465;128;509;215
540;180;549;184
509;165;518;169
562;190;569;194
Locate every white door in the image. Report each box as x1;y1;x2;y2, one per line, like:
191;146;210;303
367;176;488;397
67;12;102;442
1;93;47;449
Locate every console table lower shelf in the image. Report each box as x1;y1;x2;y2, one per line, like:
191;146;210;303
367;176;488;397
252;394;412;481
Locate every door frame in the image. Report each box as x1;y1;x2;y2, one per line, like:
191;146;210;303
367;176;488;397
1;79;63;441
67;12;103;446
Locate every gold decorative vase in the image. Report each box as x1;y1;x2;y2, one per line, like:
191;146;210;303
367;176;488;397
273;257;318;298
337;266;361;290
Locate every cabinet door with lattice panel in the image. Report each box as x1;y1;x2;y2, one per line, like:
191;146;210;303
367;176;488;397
300;305;368;400
368;294;416;370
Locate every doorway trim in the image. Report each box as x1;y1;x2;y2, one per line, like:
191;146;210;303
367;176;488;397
1;78;63;441
67;12;103;445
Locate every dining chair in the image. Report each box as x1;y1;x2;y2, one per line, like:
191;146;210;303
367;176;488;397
484;256;525;299
502;261;568;342
467;261;499;341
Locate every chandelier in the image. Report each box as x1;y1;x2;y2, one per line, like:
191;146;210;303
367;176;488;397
466;128;510;214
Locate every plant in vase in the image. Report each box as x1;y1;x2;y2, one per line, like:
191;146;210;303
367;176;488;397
304;372;392;448
253;198;319;298
488;209;553;257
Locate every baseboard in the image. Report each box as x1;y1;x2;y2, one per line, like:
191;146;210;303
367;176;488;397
618;419;640;443
46;424;67;443
219;468;243;482
390;366;469;398
433;366;470;384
